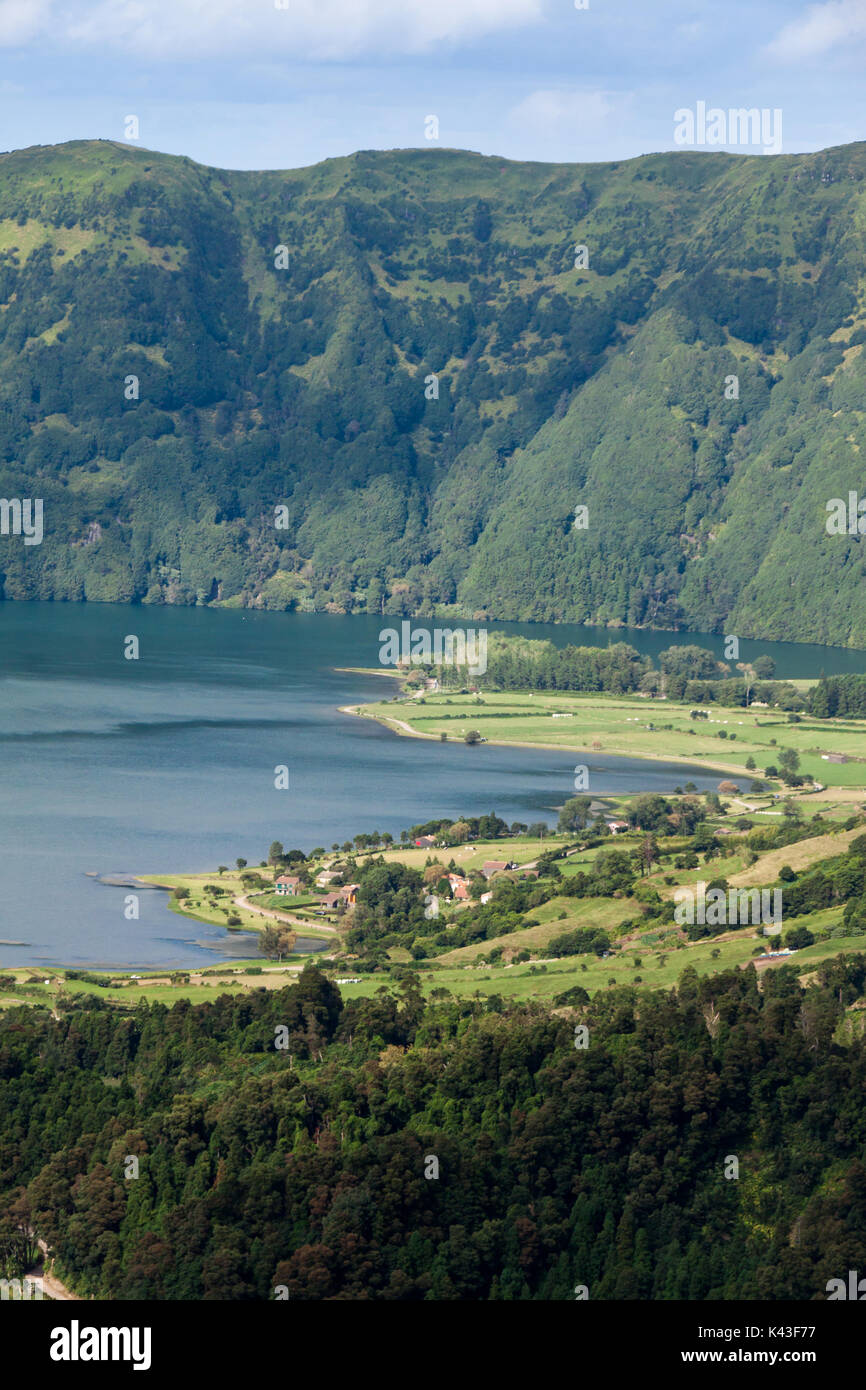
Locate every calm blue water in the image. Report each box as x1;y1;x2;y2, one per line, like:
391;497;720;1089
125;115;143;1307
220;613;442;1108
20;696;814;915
0;604;859;968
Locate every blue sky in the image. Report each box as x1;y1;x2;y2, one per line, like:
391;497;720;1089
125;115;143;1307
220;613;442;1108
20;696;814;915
1;0;864;169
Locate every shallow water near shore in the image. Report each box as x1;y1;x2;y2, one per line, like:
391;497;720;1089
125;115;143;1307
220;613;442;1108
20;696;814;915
0;602;857;968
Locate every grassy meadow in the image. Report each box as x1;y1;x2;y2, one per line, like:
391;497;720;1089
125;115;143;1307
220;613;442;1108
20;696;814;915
348;687;866;788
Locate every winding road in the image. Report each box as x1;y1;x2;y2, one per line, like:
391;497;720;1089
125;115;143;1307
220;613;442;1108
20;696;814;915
23;1238;80;1301
233;891;339;935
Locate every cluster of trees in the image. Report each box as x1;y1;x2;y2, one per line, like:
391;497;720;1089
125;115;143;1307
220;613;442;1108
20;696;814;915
612;814;866;945
470;638;650;693
678;677;802;709
399;813;513;845
0;1226;38;1280
346;862;431;958
558;849;639;899
547;926;611;956
558;791;709;840
810;675;866;719
260;925;298;961
745;812;856;855
2;958;866;1298
462;635;802;706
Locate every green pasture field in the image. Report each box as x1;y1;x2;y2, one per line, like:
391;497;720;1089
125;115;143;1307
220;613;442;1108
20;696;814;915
351;689;866;789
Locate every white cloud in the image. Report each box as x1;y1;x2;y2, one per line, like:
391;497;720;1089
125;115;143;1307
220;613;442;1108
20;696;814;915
766;0;866;63
510;88;631;136
0;0;50;43
0;0;543;58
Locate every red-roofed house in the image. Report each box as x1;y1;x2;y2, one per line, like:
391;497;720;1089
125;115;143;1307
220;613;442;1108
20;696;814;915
275;874;302;896
317;883;359;911
481;860;513;879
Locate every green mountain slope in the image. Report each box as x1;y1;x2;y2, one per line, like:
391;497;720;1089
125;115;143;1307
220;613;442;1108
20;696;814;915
1;137;866;643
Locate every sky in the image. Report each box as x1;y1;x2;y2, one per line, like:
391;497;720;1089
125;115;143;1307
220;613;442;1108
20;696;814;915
0;0;864;170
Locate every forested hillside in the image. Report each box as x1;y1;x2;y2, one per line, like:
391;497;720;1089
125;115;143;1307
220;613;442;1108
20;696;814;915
2;960;866;1299
3;137;866;643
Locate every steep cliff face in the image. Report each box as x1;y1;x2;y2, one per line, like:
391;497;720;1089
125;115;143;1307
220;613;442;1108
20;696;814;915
2;137;866;644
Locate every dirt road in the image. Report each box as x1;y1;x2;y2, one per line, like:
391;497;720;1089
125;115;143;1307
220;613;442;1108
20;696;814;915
24;1239;80;1301
233;892;339;935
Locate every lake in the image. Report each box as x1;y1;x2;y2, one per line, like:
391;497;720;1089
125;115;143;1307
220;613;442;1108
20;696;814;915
0;603;861;969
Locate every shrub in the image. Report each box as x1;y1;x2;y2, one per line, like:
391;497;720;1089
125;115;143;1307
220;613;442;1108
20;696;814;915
785;925;814;950
553;984;590;1006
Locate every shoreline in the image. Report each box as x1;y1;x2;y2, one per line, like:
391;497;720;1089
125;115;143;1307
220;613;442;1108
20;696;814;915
338;702;754;780
333;666;403;679
29;873;336;975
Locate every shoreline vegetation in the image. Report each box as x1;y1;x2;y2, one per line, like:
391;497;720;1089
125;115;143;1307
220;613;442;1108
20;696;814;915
4;635;866;1006
4;768;866;1007
336;631;866;784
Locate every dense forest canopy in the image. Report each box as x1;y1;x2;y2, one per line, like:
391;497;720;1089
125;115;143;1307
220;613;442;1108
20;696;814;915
2;139;866;644
2;958;866;1299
